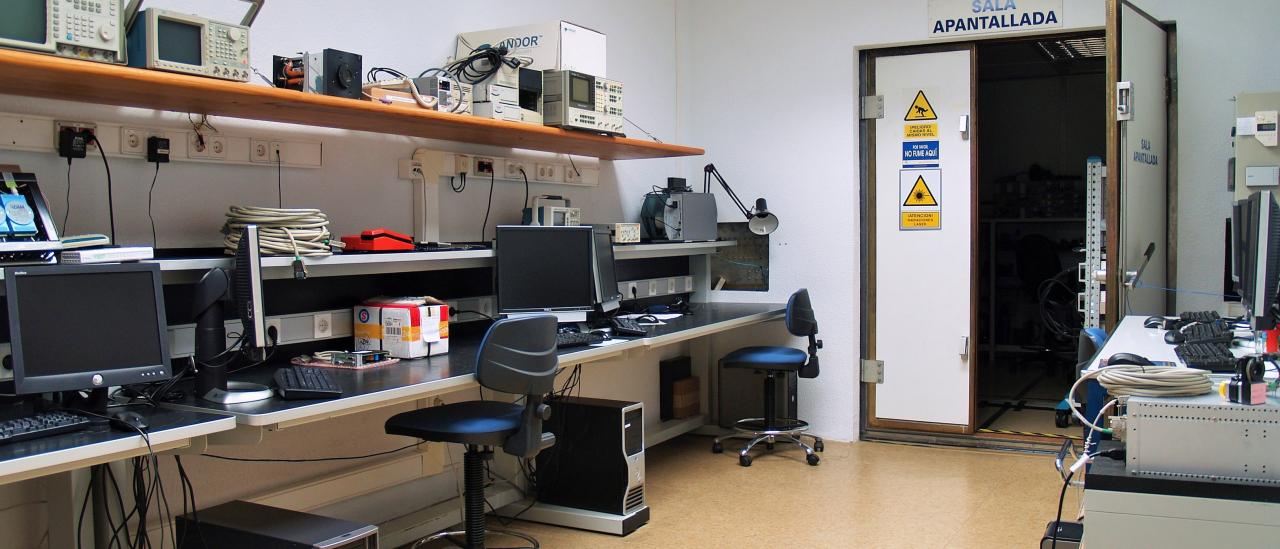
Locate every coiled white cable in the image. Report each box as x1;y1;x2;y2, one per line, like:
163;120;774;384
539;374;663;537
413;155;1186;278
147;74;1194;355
222;206;333;257
1067;364;1213;432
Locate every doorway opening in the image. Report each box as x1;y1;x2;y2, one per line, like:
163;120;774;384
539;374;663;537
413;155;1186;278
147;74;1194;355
974;33;1106;441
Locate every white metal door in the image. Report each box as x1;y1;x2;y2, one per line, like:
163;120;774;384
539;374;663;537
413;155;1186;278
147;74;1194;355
1110;1;1168;317
871;48;974;428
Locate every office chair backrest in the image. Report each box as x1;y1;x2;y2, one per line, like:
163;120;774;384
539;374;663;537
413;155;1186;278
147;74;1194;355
786;289;823;379
475;315;559;458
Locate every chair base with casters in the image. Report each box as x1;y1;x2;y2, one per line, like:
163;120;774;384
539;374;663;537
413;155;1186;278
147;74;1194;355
711;369;823;466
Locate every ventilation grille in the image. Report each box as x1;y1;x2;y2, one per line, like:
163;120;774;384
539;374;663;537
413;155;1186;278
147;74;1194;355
1036;37;1107;61
624;485;645;513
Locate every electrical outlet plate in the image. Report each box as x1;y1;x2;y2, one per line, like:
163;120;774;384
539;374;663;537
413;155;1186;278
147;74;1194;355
534;163;563;183
121;127;149;155
398;158;423;180
55;121;97;149
188;132;227;160
647;280;658;296
472;156;495;177
313;313;333;339
250;138;281;163
504;159;526;179
265;318;283;342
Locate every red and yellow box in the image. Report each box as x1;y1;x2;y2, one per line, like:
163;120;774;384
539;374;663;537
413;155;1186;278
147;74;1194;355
354;296;450;358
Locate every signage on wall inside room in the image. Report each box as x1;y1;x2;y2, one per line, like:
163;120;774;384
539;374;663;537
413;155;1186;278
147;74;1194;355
900;169;942;230
904;91;937;121
903;140;940;163
904;123;940;139
928;0;1063;37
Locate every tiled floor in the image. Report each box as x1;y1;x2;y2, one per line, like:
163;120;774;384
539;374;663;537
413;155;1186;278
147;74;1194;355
434;434;1080;548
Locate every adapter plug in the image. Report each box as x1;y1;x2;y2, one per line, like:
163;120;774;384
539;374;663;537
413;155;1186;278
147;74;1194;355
146;136;170;163
57;128;90;159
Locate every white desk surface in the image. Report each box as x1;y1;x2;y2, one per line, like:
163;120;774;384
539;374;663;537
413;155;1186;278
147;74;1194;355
1088;316;1261;373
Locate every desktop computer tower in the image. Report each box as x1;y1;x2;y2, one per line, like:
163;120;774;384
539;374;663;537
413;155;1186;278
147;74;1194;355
537;397;647;523
176;500;378;549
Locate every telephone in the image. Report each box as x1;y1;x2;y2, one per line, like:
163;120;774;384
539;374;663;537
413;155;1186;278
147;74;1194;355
0;172;62;264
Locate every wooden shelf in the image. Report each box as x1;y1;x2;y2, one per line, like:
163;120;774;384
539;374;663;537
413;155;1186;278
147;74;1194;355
0;50;703;160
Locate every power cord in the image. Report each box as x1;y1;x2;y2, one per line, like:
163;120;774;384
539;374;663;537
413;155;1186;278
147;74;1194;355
481;171;496;242
451;172;467;193
87;134;116;244
147;162;161;247
62;159;73;234
276;149;283;208
200;442;422;463
519;167;530;212
623;115;663;143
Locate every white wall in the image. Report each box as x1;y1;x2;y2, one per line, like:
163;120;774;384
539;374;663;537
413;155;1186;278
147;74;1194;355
676;0;1103;442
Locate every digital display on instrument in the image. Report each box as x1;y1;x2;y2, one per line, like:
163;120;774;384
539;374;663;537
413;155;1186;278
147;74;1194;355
570;74;592;104
0;0;47;44
157;17;202;65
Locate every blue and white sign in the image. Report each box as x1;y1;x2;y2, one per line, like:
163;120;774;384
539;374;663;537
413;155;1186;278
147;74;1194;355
903;140;940;162
928;0;1062;37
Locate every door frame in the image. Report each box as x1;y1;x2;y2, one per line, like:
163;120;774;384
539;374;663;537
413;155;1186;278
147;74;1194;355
860;42;978;435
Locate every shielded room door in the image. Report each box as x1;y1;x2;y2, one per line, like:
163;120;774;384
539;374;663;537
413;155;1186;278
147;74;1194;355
1106;0;1170;322
867;47;976;432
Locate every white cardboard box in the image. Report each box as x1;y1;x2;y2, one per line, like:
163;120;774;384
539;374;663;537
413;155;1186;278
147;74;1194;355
354;297;450;358
455;21;606;78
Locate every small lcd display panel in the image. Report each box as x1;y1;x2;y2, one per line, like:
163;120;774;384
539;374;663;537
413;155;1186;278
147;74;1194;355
157;17;202;65
570;74;593;105
0;0;48;45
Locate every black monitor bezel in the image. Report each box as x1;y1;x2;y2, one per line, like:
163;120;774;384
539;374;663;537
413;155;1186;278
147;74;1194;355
5;262;172;395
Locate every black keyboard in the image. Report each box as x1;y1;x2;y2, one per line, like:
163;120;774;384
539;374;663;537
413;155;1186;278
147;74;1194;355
0;411;91;445
1179;310;1221;323
556;332;607;349
1175;342;1238;372
1182;322;1233;344
609;317;647;337
274;366;343;400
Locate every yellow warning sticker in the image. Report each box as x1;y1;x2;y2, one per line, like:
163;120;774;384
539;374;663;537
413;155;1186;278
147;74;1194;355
903;176;938;206
904;90;937;121
904;123;939;138
899;168;941;231
900;212;940;229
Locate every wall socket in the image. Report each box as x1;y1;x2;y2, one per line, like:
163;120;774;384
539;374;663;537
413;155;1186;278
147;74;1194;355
618;276;695;301
313;313;334;339
250;138;283;163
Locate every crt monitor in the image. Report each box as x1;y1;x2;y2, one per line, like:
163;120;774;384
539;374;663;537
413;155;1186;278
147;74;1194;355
1239;190;1280;330
4;263;171;395
495;226;596;315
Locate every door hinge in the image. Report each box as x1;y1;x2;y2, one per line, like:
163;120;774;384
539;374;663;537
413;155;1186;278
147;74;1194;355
860;359;884;384
861;95;884;120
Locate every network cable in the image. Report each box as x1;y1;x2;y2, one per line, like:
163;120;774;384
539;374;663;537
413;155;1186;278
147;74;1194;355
222;205;333;257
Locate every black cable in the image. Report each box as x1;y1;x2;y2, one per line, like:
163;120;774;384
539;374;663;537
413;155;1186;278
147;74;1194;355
276;149;283;208
201;442;422;463
76;467;93;549
88;134;116;244
366;67;407;82
62;158;73;235
481;171;495;241
451;308;494;321
451;172;467;193
567;154;581;177
519;167;530;211
623;115;663;143
147;162;161;247
1051;470;1074;549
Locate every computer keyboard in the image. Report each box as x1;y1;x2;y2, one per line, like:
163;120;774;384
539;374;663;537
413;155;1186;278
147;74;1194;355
0;411;91;445
556;332;608;349
609;317;647;337
1182;322;1233;344
274;366;343;400
1179;310;1221;323
1175;342;1238;372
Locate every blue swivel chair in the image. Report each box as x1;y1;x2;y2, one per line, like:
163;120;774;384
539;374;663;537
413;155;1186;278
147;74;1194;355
712;289;824;466
386;315;558;548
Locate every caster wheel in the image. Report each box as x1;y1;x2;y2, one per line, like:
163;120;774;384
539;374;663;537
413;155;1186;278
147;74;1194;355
711;442;723;454
766;442;775;450
1055;411;1070;429
739;454;752;467
807;453;820;466
814;441;825;453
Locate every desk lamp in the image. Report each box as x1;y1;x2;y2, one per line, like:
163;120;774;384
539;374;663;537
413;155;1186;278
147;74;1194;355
703;164;779;235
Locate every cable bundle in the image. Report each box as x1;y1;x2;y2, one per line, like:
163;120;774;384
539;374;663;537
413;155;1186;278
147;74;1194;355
1067;364;1213;434
222;206;334;257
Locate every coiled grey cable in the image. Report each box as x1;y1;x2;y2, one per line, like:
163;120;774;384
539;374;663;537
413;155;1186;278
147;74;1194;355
1067;364;1213;432
222;206;333;257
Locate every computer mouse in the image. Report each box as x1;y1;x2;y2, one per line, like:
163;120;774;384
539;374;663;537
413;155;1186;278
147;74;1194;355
589;330;612;339
110;411;149;432
1107;352;1153;366
1144;316;1166;329
1164;331;1186;344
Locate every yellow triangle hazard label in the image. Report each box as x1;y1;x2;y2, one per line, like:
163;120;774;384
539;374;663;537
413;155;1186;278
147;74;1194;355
904;90;937;121
903;176;938;206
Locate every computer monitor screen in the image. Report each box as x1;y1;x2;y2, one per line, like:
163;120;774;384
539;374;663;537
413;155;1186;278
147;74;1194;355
0;0;46;45
496;226;595;313
5;263;171;394
233;225;267;350
591;227;622;312
157;17;203;66
1241;190;1280;330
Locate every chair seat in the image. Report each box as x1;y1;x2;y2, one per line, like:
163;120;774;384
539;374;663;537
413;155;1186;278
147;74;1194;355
721;346;808;371
386;400;524;446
